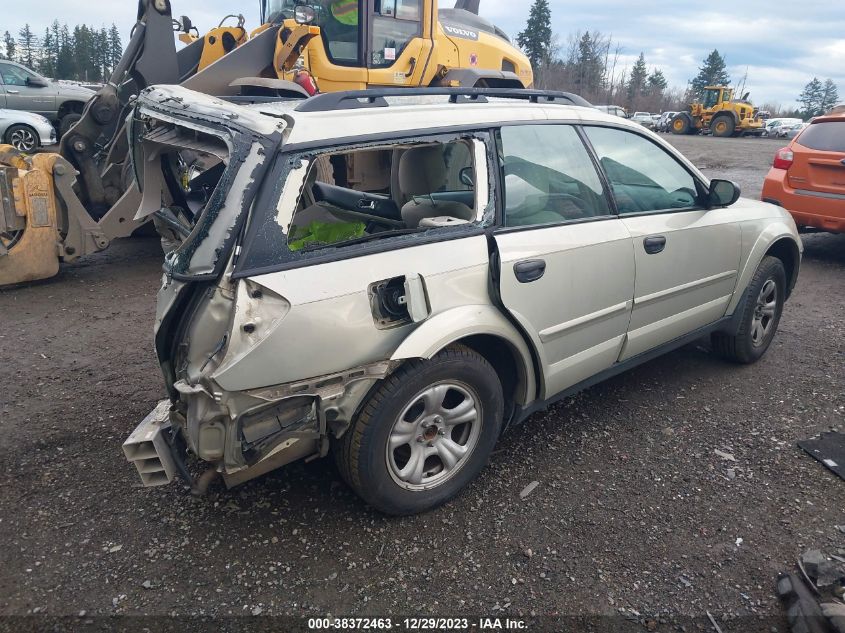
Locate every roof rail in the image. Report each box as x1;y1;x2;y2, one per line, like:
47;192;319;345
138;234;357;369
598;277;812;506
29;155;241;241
294;87;593;113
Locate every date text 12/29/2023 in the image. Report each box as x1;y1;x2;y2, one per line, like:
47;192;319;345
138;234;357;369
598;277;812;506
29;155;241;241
307;618;528;630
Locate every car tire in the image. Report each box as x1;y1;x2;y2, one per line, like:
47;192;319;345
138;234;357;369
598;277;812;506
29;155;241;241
712;256;786;364
711;115;736;137
5;124;40;152
59;113;81;137
335;344;504;515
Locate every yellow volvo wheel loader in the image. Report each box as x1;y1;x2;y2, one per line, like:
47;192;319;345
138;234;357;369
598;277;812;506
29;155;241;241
671;86;764;138
0;0;532;287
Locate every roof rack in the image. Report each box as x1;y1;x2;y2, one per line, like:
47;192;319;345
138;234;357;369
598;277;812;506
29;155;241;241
294;87;593;113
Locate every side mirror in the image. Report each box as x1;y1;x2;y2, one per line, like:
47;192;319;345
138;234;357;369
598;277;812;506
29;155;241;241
26;76;48;88
708;179;740;208
459;167;474;188
294;5;316;24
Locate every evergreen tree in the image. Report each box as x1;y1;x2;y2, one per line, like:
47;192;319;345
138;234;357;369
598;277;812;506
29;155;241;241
108;24;123;73
626;52;648;106
517;0;553;71
798;77;824;117
39;27;56;77
17;24;38;68
4;31;15;62
56;24;75;80
819;79;839;114
690;49;730;99
647;68;668;95
73;25;97;81
569;31;605;95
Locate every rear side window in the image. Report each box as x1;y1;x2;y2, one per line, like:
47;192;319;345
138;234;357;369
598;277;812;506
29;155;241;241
583;126;700;215
797;121;845;152
498;125;610;227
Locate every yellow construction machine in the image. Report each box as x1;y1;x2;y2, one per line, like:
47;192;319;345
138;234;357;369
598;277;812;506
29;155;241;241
671;86;764;137
0;0;532;286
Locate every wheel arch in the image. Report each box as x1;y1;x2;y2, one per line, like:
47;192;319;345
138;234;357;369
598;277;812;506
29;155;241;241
57;100;86;119
728;227;801;315
765;237;801;298
389;305;538;410
711;110;739;126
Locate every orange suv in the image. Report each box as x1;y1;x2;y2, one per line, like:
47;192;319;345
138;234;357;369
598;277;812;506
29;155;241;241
762;110;845;233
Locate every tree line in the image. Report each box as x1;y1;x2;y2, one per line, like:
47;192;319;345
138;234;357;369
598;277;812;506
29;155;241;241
1;22;123;84
515;0;841;116
798;78;839;118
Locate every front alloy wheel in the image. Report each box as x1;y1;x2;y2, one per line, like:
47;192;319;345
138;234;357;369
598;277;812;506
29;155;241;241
336;345;504;515
712;255;786;364
6;125;38;152
750;278;778;347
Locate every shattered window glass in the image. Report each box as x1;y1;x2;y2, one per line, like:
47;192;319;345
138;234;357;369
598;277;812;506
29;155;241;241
236;133;494;274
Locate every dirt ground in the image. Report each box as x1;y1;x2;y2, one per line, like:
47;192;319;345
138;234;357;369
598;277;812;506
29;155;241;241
1;134;843;631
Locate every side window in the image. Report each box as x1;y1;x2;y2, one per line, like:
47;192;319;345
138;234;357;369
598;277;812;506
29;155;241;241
498;125;611;227
371;0;421;66
584;126;700;215
320;0;361;64
285;138;482;252
0;64;31;87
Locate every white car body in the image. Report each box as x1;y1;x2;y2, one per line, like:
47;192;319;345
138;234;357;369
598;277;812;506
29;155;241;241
765;118;803;136
123;85;803;514
0;108;56;151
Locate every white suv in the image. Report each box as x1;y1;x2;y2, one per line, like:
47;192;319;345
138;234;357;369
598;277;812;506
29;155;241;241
124;86;802;515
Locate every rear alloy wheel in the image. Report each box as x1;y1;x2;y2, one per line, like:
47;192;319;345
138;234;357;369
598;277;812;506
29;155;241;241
335;345;503;515
711;115;736;137
712;256;786;364
5;124;39;152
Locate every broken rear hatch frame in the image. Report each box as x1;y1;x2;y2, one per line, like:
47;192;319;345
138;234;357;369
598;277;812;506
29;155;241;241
131;85;288;396
132;85;289;281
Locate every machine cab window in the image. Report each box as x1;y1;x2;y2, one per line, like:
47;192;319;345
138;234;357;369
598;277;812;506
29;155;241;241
372;0;422;67
702;89;720;109
264;0;363;64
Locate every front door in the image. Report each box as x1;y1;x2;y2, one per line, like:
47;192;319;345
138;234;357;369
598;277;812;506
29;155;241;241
0;63;55;116
366;0;431;86
492;124;635;399
582;125;741;360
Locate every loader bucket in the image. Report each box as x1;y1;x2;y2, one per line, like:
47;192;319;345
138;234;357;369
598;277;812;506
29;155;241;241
0;146;62;286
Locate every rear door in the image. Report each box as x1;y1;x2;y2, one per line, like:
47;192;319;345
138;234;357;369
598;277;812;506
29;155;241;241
492;124;635;399
789;120;845;197
582;125;741;360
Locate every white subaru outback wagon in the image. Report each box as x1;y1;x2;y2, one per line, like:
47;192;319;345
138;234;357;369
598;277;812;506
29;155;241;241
124;85;801;515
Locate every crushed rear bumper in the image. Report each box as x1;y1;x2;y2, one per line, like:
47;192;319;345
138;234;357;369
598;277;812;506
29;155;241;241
123;400;178;487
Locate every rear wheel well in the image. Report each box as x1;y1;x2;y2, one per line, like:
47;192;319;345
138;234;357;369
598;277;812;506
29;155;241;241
57;101;85;119
765;238;800;298
454;334;525;428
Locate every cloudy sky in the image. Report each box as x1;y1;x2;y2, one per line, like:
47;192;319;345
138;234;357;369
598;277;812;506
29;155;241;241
4;0;843;107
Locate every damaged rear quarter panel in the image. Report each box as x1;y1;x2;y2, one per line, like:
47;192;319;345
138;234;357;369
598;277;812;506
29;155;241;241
211;236;493;391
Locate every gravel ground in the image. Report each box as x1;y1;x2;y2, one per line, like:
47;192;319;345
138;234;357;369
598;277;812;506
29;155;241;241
1;134;843;632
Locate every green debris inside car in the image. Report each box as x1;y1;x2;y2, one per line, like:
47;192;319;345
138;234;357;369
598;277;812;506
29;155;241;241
288;220;367;251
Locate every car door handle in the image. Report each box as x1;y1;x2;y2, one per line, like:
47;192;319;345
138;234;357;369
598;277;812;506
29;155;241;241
514;259;546;283
643;236;667;254
6;89;19;94
840;158;845;167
